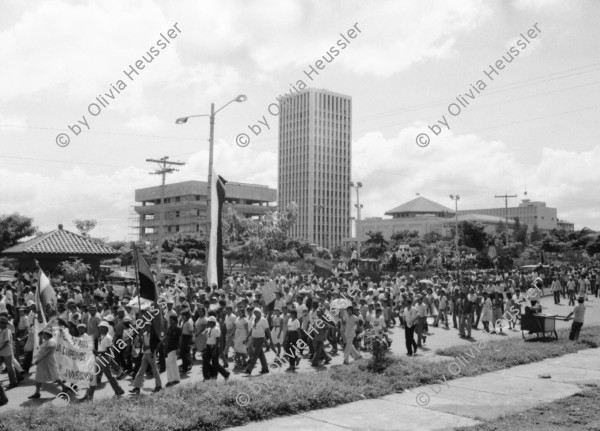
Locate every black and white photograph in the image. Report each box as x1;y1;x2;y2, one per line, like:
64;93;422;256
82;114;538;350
1;1;599;430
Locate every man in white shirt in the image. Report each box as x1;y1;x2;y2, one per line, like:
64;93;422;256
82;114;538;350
91;321;124;398
403;300;419;356
203;316;230;380
244;309;273;375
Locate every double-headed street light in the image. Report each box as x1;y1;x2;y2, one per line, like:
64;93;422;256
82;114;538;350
175;94;247;237
350;181;363;257
449;194;460;272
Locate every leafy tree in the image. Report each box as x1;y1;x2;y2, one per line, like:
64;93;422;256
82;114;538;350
512;217;528;246
0;214;37;251
586;235;600;256
58;259;91;282
423;231;442;244
459;221;488;251
223;203;307;268
161;233;206;266
72;219;97;237
390;230;419;245
521;244;541;261
106;241;134;270
530;224;543;243
363;231;388;259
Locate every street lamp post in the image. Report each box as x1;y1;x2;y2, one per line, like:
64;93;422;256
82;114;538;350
449;194;460;275
175;94;247;237
350;181;363;258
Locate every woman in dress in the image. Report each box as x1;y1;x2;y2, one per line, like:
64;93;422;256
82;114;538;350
28;327;71;399
270;308;285;357
232;308;248;368
481;292;493;333
193;307;208;360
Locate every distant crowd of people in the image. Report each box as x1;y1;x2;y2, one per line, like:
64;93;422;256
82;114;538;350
0;261;596;407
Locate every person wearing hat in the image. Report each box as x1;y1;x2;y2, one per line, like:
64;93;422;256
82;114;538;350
29;327;72;399
82;321;124;400
159;315;181;387
203;316;230;380
129;322;162;395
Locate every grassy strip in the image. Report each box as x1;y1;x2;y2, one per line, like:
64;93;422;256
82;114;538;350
0;326;598;431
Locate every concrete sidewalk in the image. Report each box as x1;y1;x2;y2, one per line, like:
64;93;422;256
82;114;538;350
226;348;600;431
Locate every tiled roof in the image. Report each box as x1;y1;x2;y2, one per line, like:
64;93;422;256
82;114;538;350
385;197;454;215
1;227;119;256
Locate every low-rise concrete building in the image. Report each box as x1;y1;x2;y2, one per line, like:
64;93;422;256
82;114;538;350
134;180;277;243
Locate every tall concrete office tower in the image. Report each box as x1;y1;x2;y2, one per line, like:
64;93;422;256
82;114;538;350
278;88;352;248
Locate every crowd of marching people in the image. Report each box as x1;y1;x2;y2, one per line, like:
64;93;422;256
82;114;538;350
0;261;597;406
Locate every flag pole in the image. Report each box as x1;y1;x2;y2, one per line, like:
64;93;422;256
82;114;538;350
132;244;142;318
33;259;46;324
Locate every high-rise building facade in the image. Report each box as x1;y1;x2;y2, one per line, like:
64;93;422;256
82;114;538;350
278;88;352;248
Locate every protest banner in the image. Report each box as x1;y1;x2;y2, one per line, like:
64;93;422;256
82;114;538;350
55;328;96;388
261;280;277;305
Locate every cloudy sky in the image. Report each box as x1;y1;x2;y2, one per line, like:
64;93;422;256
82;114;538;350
1;0;599;240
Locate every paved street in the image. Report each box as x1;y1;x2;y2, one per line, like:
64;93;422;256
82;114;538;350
0;293;597;412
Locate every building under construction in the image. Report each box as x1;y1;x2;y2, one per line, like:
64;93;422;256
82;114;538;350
133;180;277;244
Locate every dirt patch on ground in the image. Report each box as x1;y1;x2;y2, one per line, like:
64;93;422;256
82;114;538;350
457;384;600;431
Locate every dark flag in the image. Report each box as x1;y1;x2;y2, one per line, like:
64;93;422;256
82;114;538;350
207;173;227;289
134;248;159;302
133;247;162;337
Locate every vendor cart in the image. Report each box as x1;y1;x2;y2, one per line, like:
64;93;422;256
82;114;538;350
521;313;571;341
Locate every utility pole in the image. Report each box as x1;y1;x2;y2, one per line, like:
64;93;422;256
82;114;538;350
449;195;460;272
495;193;518;244
350;182;363;258
147;156;185;276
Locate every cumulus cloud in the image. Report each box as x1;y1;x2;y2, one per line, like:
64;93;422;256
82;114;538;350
1;123;598;240
352;126;600;229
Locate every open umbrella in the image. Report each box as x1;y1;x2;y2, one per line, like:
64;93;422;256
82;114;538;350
127;296;153;311
330;298;352;310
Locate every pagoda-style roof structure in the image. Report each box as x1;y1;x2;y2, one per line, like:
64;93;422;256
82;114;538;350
1;224;118;272
385;197;454;218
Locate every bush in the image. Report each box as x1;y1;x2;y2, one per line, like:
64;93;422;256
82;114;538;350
362;329;391;373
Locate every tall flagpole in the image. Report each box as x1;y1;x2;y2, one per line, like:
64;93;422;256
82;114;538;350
33;259;46;324
132;244;142;318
